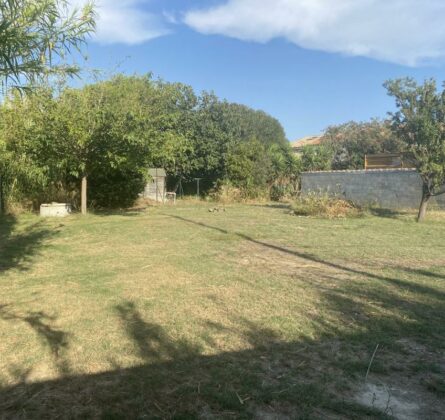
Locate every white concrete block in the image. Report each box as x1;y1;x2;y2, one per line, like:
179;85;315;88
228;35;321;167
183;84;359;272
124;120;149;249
40;203;72;217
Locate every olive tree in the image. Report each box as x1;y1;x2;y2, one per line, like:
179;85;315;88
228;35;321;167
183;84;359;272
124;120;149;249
384;78;445;222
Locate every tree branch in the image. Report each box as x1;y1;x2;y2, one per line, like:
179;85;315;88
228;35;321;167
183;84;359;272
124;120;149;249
431;188;445;197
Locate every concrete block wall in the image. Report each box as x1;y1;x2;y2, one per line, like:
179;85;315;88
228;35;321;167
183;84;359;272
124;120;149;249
301;169;445;210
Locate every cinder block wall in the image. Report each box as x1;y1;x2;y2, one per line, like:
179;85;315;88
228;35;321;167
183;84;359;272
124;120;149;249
301;169;445;209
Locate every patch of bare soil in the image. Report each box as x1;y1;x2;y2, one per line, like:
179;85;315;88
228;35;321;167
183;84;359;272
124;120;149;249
356;382;419;419
354;339;445;419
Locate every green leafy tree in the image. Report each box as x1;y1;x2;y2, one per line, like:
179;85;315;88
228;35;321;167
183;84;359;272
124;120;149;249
55;76;159;212
323;119;403;170
0;0;95;91
0;73;295;210
147;80;197;182
225;138;272;197
0;0;95;212
0;87;60;210
187;93;289;193
384;78;445;221
299;144;333;172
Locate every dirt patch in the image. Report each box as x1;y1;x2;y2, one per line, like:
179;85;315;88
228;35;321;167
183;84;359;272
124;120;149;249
353;339;445;419
355;382;419;419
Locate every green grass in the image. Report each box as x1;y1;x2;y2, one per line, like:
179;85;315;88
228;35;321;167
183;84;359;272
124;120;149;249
0;203;444;418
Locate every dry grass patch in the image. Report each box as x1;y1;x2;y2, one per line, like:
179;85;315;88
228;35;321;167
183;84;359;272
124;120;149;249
0;204;444;418
291;193;363;219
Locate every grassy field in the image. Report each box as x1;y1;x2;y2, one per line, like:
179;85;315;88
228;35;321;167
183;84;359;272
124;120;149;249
0;203;444;419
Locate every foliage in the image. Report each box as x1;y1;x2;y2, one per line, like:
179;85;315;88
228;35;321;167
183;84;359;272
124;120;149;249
0;74;296;211
185;93;290;187
224;139;272;197
298;144;333;172
291;193;363;219
384;78;445;221
209;181;244;204
88;167;146;209
0;0;95;91
0;87;59;209
322;119;403;170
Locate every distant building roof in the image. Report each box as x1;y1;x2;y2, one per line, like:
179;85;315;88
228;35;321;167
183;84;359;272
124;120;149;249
290;135;323;149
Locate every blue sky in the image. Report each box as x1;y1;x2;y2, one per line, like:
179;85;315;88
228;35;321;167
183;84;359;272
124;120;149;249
74;0;445;140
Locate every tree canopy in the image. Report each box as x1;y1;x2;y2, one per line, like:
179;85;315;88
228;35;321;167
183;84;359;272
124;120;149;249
384;78;445;221
322;120;403;170
0;74;297;211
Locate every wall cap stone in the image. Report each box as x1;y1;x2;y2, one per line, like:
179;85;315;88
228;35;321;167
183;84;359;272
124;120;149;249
302;168;418;174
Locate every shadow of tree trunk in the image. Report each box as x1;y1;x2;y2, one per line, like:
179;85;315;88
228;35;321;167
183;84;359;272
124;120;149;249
0;215;59;274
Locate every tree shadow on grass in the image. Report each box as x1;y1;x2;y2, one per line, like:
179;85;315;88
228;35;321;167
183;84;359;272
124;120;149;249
0;305;71;376
1;216;444;418
115;301;201;361
367;207;412;219
0;215;58;274
167;215;445;302
251;203;292;210
1;288;444;418
0;301;388;419
398;267;445;281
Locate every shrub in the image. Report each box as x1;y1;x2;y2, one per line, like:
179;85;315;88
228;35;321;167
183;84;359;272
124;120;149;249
269;183;298;201
210;181;244;204
291;193;363;219
88;168;147;209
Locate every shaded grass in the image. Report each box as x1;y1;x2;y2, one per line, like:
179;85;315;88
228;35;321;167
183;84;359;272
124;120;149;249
0;203;444;418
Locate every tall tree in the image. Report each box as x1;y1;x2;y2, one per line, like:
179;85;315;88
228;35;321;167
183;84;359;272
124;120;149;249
0;0;95;212
55;76;157;213
384;78;445;221
0;0;95;91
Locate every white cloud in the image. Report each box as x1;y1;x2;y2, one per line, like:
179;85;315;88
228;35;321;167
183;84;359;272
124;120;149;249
183;0;445;66
72;0;169;45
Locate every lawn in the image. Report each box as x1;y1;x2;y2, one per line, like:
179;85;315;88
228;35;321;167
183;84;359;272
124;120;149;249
0;203;444;419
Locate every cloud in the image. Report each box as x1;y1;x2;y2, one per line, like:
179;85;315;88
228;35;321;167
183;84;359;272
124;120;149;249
72;0;169;45
183;0;445;66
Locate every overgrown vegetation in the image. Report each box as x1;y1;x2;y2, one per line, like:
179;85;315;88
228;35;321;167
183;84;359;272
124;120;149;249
291;193;363;219
294;79;445;221
0;204;444;418
0;75;298;212
296;119;404;173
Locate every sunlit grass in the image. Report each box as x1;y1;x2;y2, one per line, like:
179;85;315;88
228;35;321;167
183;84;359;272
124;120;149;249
0;203;444;418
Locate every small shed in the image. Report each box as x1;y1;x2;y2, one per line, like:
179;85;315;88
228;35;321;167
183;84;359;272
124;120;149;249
144;168;166;202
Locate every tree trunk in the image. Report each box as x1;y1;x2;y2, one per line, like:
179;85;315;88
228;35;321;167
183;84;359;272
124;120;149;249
417;192;431;222
81;175;87;215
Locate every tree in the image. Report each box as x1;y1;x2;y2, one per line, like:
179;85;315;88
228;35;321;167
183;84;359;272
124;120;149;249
0;0;95;91
0;0;95;213
0;75;160;212
0;87;60;210
299;144;333;172
0;73;295;210
225;138;272;196
384;78;445;221
322;119;403;170
186;94;289;192
55;76;158;213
